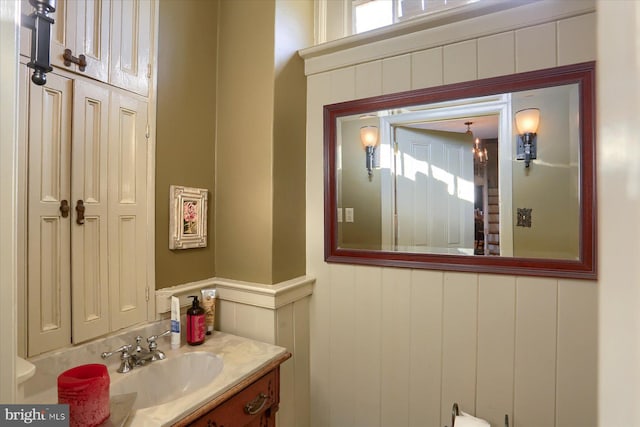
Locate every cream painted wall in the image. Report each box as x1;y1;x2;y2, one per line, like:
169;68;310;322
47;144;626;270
305;4;597;427
155;0;217;289
597;1;640;425
0;0;19;402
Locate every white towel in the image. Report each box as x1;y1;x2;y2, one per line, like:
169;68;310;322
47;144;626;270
454;411;491;427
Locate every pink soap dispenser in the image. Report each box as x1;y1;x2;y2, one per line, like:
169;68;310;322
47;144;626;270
186;295;206;345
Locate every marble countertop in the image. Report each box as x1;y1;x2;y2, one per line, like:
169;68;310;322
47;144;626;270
21;327;289;427
16;356;36;384
125;332;288;426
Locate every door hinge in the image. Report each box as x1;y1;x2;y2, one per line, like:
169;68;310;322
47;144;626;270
145;287;150;302
147;63;152;79
145;123;150;140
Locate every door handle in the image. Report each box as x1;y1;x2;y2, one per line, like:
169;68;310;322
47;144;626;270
75;200;85;225
60;200;70;218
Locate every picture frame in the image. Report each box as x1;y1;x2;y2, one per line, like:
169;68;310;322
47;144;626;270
169;185;208;249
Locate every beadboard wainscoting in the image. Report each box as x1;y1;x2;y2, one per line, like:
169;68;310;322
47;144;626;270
302;2;597;427
155;276;314;427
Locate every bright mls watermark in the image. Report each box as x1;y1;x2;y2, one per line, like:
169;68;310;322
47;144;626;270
0;405;68;426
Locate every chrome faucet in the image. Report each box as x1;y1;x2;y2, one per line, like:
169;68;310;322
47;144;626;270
101;344;135;373
101;329;171;373
146;330;171;361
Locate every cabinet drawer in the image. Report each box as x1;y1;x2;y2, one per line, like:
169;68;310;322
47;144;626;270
189;368;278;427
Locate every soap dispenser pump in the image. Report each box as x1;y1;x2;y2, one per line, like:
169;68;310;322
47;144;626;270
186;295;206;346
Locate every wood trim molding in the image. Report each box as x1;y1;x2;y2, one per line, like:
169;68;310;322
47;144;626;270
155;275;315;315
299;0;595;76
214;276;315;309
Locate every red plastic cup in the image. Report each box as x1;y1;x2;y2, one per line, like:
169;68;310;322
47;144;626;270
58;364;110;427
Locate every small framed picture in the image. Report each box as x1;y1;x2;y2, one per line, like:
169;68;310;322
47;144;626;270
169;185;208;249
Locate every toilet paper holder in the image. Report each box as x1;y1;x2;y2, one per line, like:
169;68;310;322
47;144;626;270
447;402;509;427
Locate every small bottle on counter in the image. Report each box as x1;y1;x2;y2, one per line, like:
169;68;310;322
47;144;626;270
186;295;206;345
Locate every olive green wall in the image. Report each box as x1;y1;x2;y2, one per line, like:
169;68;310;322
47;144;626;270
339;117;382;250
216;0;311;284
512;85;580;259
155;0;218;289
272;0;313;283
156;0;311;287
215;0;276;284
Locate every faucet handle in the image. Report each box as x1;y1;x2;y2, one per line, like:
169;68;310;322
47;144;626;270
147;329;171;349
147;330;171;361
101;344;133;360
101;345;134;373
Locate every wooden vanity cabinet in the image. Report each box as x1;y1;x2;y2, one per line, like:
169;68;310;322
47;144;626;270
189;367;279;427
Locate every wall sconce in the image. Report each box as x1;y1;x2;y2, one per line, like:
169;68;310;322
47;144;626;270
515;108;540;168
21;0;56;86
360;125;379;180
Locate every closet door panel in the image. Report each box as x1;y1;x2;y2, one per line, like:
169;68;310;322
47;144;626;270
110;0;152;96
49;0;78;72
76;0;111;82
27;73;73;356
20;0;32;58
108;92;148;330
71;80;110;343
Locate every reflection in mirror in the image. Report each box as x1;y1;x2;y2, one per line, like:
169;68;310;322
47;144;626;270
325;62;595;279
337;83;580;259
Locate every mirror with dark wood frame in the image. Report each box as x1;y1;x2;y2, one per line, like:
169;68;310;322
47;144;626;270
324;61;595;279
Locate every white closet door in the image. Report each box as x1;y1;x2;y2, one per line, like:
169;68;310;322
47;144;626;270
71;80;110;343
27;73;72;356
108;92;148;330
110;0;152;96
48;0;78;72
75;0;111;82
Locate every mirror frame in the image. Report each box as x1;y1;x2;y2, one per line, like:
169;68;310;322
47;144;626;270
324;61;596;279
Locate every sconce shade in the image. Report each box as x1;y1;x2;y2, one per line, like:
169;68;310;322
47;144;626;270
515;108;540;134
360;126;379;148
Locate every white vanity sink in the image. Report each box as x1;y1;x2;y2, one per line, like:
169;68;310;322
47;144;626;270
110;351;223;411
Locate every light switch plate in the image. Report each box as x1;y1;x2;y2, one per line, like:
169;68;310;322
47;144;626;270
345;208;354;223
337;208;343;223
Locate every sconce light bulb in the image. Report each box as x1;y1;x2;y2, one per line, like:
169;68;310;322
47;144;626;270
515;108;540;135
360;126;379;148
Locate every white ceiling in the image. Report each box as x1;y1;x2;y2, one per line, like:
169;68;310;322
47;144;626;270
402;114;499;140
